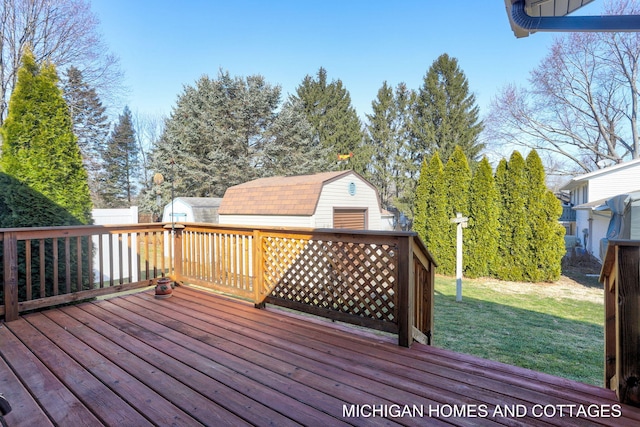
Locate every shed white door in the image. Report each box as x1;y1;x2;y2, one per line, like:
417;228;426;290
333;208;366;230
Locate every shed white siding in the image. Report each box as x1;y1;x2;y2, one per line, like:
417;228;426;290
314;175;382;229
162;199;192;223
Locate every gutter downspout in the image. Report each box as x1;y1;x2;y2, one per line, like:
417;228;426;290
509;0;640;36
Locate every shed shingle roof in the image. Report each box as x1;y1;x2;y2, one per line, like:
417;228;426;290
219;171;353;216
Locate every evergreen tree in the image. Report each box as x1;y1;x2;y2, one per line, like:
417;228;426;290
365;81;396;208
62;66;110;206
143;71;333;217
152;72;280;201
465;157;500;278
0;49;91;224
412;157;430;241
440;146;472;275
413;54;484;163
293;67;366;173
101;106;139;207
525;150;565;281
495;151;530;281
364;81;415;211
259;99;332;176
494;158;510;278
391;83;419;218
413;152;448;268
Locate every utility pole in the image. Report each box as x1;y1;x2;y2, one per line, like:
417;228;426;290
450;212;469;302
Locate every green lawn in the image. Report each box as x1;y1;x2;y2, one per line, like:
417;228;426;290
433;275;604;386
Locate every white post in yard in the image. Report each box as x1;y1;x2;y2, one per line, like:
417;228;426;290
450;212;469;302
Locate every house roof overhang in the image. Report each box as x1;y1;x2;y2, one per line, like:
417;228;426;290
505;0;640;38
560;158;640;191
572;189;640;211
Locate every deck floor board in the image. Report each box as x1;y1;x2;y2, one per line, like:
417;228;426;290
2;286;640;427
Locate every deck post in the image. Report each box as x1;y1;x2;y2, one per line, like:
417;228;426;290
604;261;616;390
614;244;640;406
253;230;265;308
601;240;640;407
172;226;184;282
3;232;19;322
397;235;413;347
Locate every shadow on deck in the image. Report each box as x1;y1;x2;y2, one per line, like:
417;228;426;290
1;286;640;427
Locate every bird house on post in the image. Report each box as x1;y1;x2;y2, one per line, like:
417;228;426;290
450;212;469;302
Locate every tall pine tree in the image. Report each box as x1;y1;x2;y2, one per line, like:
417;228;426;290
391;83;420;218
101;106;139;207
365;81;396;208
364;81;415;211
62;66;110;207
259;98;332;176
293;67;366;172
413;54;484;163
465;157;500;278
0;49;91;224
142;71;333;217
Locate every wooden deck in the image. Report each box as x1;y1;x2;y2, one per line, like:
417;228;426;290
1;287;640;427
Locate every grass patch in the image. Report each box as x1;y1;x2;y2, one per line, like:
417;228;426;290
433;275;604;386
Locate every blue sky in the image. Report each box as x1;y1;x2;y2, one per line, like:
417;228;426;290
91;0;601;121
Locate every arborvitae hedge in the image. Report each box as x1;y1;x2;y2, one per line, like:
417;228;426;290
412;158;431;241
413;147;565;283
503;151;531;281
0;50;92;224
441;146;471;275
413;152;448;269
494;158;510;277
465;157;499;278
525;151;565;281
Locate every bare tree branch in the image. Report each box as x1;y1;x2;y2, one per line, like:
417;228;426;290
0;0;123;124
486;1;640;174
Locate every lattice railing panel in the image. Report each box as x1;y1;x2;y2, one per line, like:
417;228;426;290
262;236;398;324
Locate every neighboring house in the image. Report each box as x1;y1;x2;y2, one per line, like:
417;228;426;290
218;170;392;231
556;191;576;237
560;158;640;260
162;197;223;224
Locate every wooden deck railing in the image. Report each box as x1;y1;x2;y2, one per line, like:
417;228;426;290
0;223;174;321
1;223;436;347
600;239;640;407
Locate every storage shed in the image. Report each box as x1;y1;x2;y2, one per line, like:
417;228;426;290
218;170;390;230
162;197;223;224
